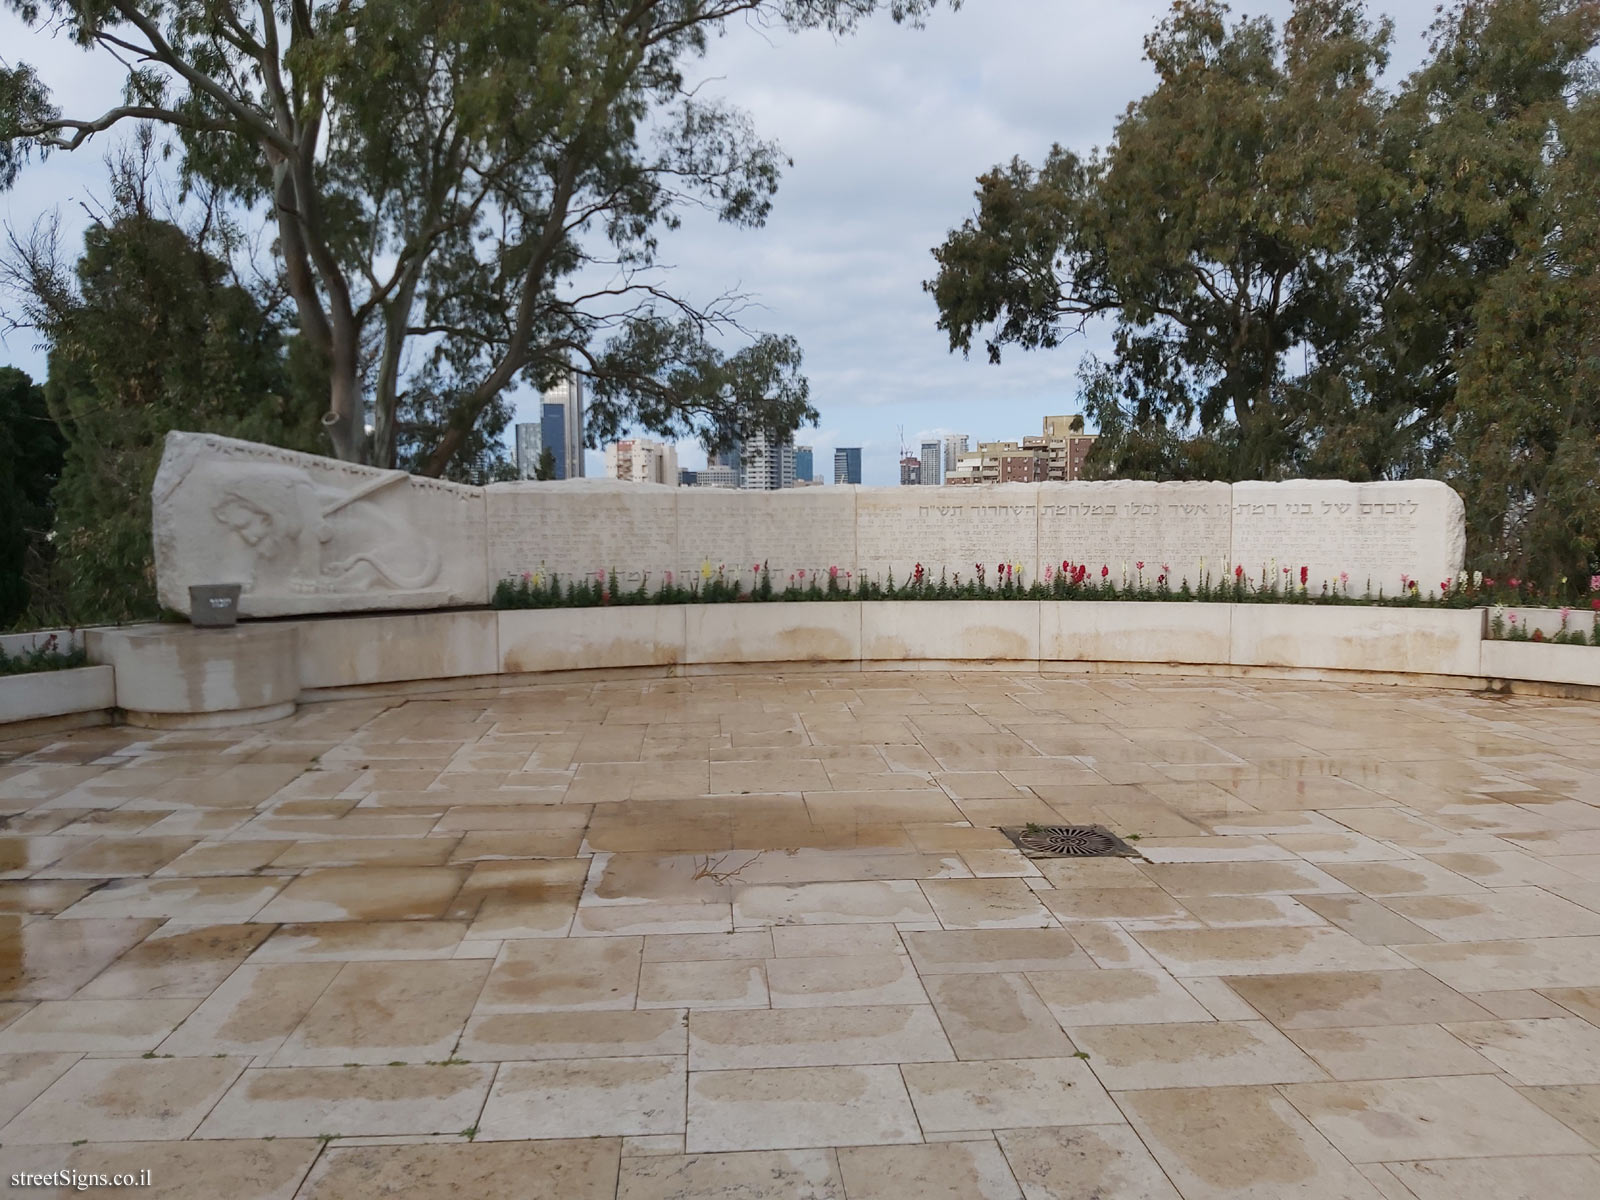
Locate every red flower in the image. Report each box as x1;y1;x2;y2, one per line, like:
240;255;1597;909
1062;560;1070;573
1300;565;1309;585
1235;565;1245;578
1591;599;1600;611
1101;565;1109;578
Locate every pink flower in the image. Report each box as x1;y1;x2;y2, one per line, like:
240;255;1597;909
1590;574;1600;593
1162;563;1170;574
595;569;607;582
664;571;673;585
1044;564;1054;581
1509;577;1522;588
1508;613;1518;626
829;565;839;579
1339;571;1349;584
1135;561;1144;571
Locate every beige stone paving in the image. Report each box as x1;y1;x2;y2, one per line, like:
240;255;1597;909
2;671;1599;1197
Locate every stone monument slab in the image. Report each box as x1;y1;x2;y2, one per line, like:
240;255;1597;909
857;485;1039;587
153;432;487;617
1230;480;1466;596
1037;481;1232;587
676;487;856;588
487;480;678;590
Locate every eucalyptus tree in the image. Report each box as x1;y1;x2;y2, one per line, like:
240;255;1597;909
2;0;951;472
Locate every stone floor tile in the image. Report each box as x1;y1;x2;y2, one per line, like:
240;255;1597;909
770;923;904;958
448;830;585;860
459;1009;687;1061
156;962;342;1057
478;1056;686;1139
475;936;642;1011
733;881;935;927
36;835;199;878
296;1138;621;1199
902;928;1092;975
686;1065;920;1152
1065;924;1164;969
0;1051;79;1127
1286;1023;1493;1080
767;953;926;1008
0;1056;246;1143
267;836;459;869
1135;860;1350;897
1068;1020;1325;1090
836;1140;1022;1200
1396;936;1600;990
1442;1016;1600;1084
1318;860;1486;897
644;930;773;961
1515;1083;1600;1146
155;841;297;876
249;920;467;962
1384;1155;1600;1200
638;959;768;1009
1221;969;1492;1028
995;1125;1182;1200
1268;832;1410;862
1032;857;1153;889
0;997;197;1053
620;1134;685;1156
1118;1085;1390;1200
1025;968;1212;1026
688;1005;953;1070
619;1149;845;1200
195;1063;493;1139
919;878;1057;929
1381;887;1600;941
1542;984;1600;1025
0;1139;321;1200
1292;893;1440;945
901;1057;1120;1132
571;900;734;936
1036;887;1194;926
1134;835;1295;863
1280;1074;1593;1161
1460;988;1571;1018
75;922;272;998
270;959;490;1065
923;972;1074;1060
252;866;466;922
1178;975;1263;1020
1134;926;1408;976
1179;894;1326;928
57;876;285;921
0;880;95;914
1421;849;1590;887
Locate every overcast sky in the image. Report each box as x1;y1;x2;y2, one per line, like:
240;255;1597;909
1;0;1436;483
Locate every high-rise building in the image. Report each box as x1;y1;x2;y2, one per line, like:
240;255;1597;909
693;464;738;488
604;438;679;485
542;403;567;479
740;430;795;490
900;456;922;486
515;422;544;480
943;434;969;477
945;416;1095;485
794;445;813;485
833;447;862;485
541;370;586;478
919;441;942;486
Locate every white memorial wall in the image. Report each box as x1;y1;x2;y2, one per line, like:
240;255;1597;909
154;433;1466;617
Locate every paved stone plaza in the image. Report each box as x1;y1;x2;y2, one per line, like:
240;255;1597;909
3;671;1600;1198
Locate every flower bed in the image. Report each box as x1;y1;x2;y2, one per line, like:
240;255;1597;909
0;632;88;675
1487;605;1600;646
493;561;1542;610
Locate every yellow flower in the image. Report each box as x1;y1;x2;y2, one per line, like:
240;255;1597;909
700;560;712;580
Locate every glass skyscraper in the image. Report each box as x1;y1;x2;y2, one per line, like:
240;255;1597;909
833;447;862;485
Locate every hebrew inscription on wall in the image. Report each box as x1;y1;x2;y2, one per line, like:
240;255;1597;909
857;485;1040;585
1230;480;1467;595
487;481;679;589
153;431;487;617
1038;482;1232;585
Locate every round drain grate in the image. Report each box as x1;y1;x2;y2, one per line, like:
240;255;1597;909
1016;826;1121;856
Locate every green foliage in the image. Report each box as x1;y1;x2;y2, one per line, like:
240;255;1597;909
0;366;64;627
2;0;951;472
12;158;321;624
534;446;558;482
927;0;1600;589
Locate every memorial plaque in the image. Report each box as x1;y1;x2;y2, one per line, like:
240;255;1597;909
856;485;1040;587
1230;480;1466;597
676;487;856;590
1038;481;1232;588
487;480;678;590
153;431;487;617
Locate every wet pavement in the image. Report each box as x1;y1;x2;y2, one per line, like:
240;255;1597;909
1;671;1599;1197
